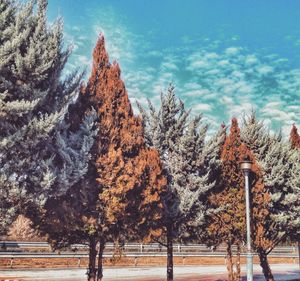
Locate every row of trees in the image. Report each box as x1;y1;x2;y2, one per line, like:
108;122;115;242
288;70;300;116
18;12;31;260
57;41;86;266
1;1;300;281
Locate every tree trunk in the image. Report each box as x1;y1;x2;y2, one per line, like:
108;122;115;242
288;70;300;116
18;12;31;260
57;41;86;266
226;242;234;281
234;243;241;281
96;238;105;281
258;249;275;281
87;236;97;281
167;224;173;281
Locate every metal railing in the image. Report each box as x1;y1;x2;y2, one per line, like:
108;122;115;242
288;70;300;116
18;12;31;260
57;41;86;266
0;241;298;257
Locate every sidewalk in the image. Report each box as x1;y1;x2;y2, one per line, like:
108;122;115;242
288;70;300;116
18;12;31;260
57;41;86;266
0;264;299;281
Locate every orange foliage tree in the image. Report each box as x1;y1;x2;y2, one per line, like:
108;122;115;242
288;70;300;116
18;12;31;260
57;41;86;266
290;124;300;149
81;35;166;280
207;118;271;281
208;118;247;281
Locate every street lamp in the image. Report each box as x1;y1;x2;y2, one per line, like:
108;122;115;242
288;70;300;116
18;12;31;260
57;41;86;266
241;157;253;281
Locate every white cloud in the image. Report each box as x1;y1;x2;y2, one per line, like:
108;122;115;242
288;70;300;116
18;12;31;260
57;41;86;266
256;65;274;75
161;61;178;71
72;26;81;32
204;52;219;60
188;59;210;70
183;82;201;90
192;103;213;112
245;54;258;65
225;47;242;56
77;55;91;66
205;69;220;75
218;59;230;66
216;78;233;87
184;89;211;97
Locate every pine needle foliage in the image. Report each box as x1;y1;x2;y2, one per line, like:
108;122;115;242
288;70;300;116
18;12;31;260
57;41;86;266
0;0;96;235
138;84;224;280
241;113;300;281
84;35;166;242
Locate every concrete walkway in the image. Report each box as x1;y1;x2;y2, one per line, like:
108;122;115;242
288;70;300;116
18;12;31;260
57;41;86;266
0;264;300;281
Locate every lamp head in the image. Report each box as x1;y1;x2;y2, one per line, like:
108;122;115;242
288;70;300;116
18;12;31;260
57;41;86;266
240;156;252;173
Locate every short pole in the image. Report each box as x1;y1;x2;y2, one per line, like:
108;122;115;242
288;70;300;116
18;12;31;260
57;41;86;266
134;256;138;267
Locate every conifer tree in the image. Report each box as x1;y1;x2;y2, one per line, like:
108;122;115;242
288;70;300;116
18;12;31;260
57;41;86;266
7;215;40;240
0;0;96;234
290;124;300;149
31;177;103;281
138;85;224;281
289;124;300;236
207;118;250;281
241;113;300;281
77;35;166;281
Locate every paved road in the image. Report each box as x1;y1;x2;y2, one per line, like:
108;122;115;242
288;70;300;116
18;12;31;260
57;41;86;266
1;264;300;281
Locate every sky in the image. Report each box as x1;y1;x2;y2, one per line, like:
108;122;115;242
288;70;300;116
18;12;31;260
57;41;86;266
48;0;300;136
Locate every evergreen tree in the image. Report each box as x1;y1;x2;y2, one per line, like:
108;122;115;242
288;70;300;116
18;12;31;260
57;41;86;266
207;118;251;281
289;125;300;241
0;0;96;235
7;215;40;240
241;113;300;281
31;178;103;281
79;35;166;281
290;124;300;149
138;85;224;281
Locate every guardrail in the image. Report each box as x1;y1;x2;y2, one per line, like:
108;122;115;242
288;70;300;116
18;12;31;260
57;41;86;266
1;242;299;269
0;251;298;258
0;241;298;256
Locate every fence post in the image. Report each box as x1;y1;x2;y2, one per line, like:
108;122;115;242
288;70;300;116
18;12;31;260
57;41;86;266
140;243;143;253
134;256;138;267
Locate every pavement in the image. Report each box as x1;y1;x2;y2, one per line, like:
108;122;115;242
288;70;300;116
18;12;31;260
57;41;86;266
0;264;300;281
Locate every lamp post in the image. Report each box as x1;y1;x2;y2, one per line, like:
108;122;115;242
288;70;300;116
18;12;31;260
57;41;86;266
241;158;253;281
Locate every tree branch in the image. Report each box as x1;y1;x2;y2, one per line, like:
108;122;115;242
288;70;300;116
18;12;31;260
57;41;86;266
152;237;167;248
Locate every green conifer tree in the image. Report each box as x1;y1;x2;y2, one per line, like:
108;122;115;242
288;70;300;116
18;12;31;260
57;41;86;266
0;0;96;234
241;113;300;281
138;85;224;281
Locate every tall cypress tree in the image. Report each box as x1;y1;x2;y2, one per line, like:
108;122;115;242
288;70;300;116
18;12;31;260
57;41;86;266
138;85;224;281
290;124;300;149
79;35;166;281
207;118;249;281
0;0;96;234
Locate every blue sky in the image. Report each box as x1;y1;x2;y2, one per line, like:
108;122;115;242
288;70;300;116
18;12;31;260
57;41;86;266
48;0;300;136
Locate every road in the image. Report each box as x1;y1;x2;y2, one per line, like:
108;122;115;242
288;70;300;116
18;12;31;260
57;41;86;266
1;264;300;281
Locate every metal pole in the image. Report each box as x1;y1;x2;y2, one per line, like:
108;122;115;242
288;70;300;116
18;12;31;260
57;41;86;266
244;170;253;281
298;242;300;269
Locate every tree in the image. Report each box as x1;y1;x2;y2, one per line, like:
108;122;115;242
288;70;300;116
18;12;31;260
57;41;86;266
29;86;103;281
241;113;300;281
0;0;96;235
289;123;300;277
31;178;103;281
79;35;166;281
7;215;41;240
138;85;224;281
207;118;250;281
290;124;300;149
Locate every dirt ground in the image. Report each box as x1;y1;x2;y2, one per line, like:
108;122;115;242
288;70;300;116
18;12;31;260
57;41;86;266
0;255;298;269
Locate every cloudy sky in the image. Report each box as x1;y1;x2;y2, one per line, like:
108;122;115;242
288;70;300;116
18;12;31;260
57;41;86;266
48;0;300;136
